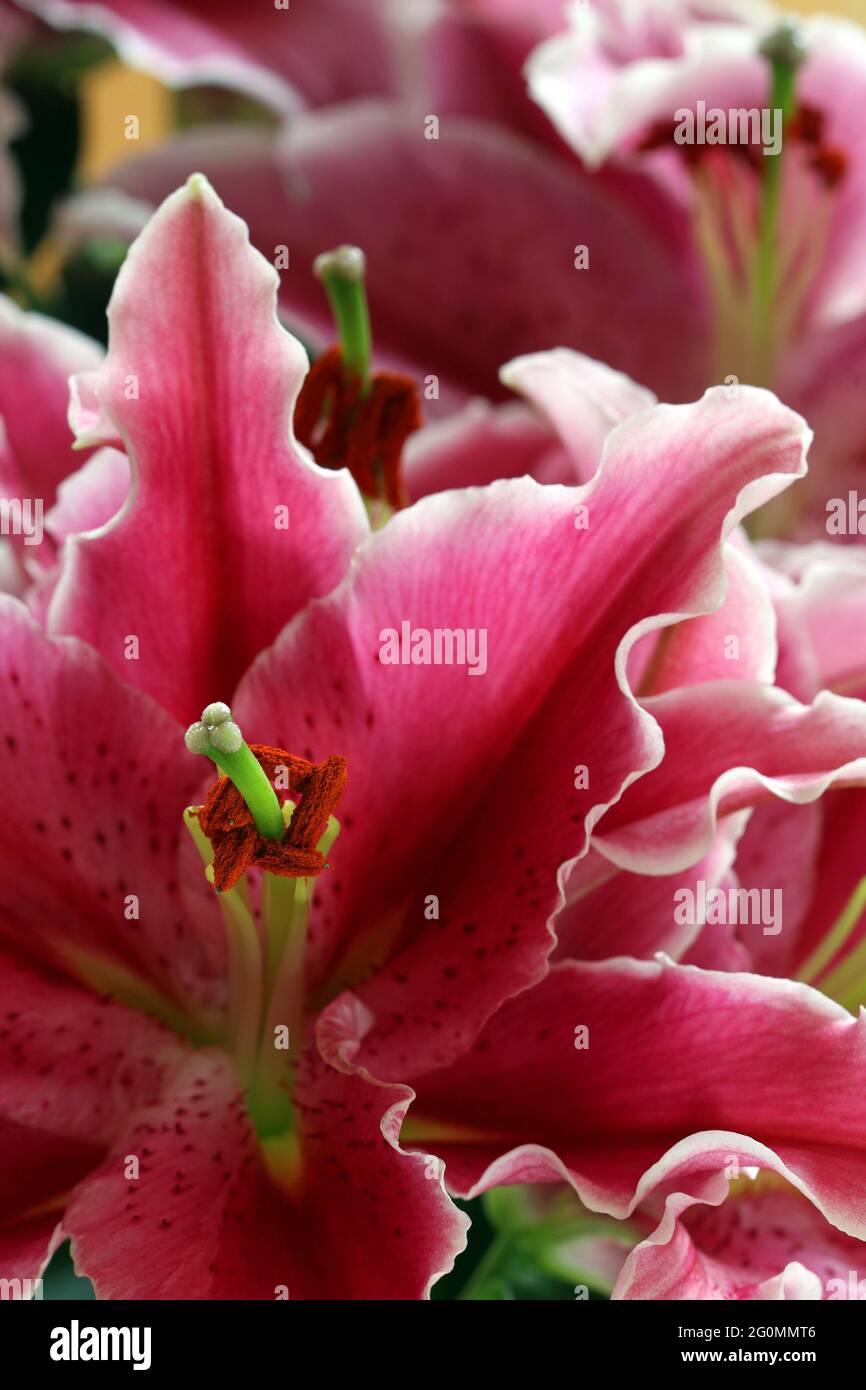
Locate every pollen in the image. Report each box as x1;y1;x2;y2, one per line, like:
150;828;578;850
295;347;420;510
195;743;347;892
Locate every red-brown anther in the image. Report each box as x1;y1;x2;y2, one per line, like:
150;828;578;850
811;146;848;189
638;104;848;192
788;103;824;145
196;743;347;892
294;346;420;510
638;119;677;153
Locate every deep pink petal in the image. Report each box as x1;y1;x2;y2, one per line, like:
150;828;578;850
615;1181;866;1301
65;1023;468;1299
736;786;866;985
0;595;225;1018
725;798;823;977
47;175;367;723
406;957;866;1244
0;946;185;1260
0;1215;62;1294
554;821;744;963
594;684;866;874
237;386;808;1075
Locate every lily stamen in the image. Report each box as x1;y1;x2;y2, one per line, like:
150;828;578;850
294;243;420;513
184;705;346;1141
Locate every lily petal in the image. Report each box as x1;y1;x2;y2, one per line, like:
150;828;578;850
0;944;185;1283
407;956;866;1247
615;1179;866;1301
64;1023;468;1299
47;175;368;723
0;594;225;1019
238;385;809;1075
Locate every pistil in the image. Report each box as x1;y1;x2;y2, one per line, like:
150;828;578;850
184;706;347;1144
753;22;807;365
294;244;421;514
185;702;284;841
313;244;372;389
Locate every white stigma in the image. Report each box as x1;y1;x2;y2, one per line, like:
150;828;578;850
314;244;366;284
184;721;212;755
759;21;806;69
210;720;243;754
185;703;244;757
202;701;232;726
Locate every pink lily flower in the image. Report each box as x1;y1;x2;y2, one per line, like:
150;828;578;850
67;1;866;537
7;173;866;1298
527;3;866;536
549;540;866;1300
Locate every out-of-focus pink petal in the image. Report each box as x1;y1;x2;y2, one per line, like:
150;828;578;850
99;103;710;411
0;295;102;507
16;0;400;113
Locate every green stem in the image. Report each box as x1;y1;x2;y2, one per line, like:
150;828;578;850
184;808;262;1076
251;815;341;1137
314;245;372;387
264;882;306;1062
263;868;298;993
252;873;306;1136
753;25;804;363
816;931;866;1010
208;739;285;840
754;65;795;313
795;875;866;986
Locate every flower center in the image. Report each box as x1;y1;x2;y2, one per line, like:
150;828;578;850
641;22;847;388
293;244;421;521
185;703;346;1145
